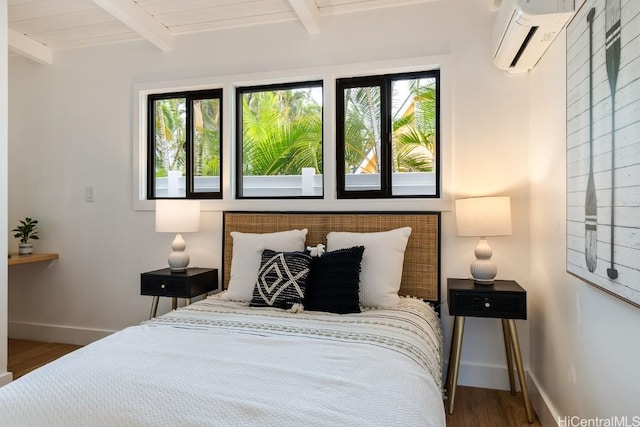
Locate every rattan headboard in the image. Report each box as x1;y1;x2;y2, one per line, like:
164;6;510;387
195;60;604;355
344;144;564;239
222;211;440;305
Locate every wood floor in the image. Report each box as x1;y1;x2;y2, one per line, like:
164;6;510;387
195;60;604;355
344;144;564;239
7;339;541;426
8;339;82;380
445;386;542;427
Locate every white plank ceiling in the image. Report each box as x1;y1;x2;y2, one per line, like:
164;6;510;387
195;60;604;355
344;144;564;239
7;0;438;64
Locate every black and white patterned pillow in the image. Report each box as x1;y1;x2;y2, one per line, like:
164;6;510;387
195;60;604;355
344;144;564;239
250;249;312;310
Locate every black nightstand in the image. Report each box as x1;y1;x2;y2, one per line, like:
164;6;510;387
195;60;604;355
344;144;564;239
141;268;219;319
445;278;534;423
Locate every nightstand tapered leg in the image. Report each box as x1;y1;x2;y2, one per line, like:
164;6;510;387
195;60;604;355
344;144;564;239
507;319;534;423
448;316;465;415
502;319;516;395
171;297;178;310
149;296;159;320
445;314;459;393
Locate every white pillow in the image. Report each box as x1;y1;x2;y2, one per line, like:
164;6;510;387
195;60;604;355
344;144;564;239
224;229;308;302
326;227;412;308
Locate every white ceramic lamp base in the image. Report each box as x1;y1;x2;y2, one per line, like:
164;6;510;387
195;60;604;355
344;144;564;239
470;237;497;285
167;233;190;272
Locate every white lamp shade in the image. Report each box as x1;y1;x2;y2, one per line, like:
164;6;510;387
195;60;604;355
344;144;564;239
455;197;512;237
155;200;201;233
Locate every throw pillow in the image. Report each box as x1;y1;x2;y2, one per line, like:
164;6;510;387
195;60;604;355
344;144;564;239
250;250;312;310
305;246;364;314
326;227;412;308
224;229;308;302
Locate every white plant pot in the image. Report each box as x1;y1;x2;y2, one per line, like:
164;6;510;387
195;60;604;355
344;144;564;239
18;243;33;255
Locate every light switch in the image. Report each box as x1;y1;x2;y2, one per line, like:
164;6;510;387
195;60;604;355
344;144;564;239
85;186;95;202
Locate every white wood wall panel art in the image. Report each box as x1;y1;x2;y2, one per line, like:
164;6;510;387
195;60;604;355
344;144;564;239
566;0;640;307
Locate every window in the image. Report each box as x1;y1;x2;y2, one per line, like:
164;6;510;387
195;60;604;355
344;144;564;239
147;89;222;199
336;70;439;198
236;81;323;198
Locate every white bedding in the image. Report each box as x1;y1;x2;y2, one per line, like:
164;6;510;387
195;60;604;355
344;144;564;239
0;294;445;427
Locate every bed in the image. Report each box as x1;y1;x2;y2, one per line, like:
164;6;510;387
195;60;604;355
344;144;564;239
0;211;445;427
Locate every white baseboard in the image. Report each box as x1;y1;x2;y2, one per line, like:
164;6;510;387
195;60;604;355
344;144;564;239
444;360;522;391
528;371;560;427
8;321;115;346
0;371;13;387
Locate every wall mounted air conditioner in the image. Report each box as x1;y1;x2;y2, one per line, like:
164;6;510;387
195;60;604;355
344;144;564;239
492;0;575;73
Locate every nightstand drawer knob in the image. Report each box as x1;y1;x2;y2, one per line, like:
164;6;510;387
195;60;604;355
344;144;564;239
484;302;491;308
161;283;166;289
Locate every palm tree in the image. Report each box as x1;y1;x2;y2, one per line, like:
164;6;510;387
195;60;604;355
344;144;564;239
343;86;381;174
154;97;221;179
342;79;436;175
391;81;436;172
154;98;186;177
153;79;435;182
241;88;322;175
193;98;221;177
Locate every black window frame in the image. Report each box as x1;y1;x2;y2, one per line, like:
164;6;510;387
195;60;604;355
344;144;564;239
147;88;223;200
235;80;324;199
336;70;440;199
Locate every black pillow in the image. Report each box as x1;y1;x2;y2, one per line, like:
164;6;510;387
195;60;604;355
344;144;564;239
250;249;312;310
305;246;365;314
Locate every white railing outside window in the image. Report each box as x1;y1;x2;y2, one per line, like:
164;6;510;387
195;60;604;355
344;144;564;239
155;171;435;198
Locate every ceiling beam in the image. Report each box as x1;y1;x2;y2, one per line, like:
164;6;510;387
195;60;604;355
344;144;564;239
287;0;321;34
8;28;53;65
91;0;173;51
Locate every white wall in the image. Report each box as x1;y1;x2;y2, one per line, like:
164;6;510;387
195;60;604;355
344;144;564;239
0;0;11;386
529;30;640;424
6;0;530;391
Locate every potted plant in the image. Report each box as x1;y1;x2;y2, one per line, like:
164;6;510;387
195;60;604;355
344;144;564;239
12;217;39;255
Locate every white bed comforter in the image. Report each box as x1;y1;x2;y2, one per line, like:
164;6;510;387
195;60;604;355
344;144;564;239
0;294;445;427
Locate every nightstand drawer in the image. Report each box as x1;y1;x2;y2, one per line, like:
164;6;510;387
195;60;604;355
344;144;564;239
449;291;526;319
141;276;190;297
140;268;218;298
447;278;527;319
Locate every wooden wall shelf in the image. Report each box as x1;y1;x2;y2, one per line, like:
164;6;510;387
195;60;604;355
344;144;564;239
8;252;59;266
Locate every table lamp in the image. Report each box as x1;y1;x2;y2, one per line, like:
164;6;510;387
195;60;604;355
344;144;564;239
155;200;201;272
455;196;512;284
